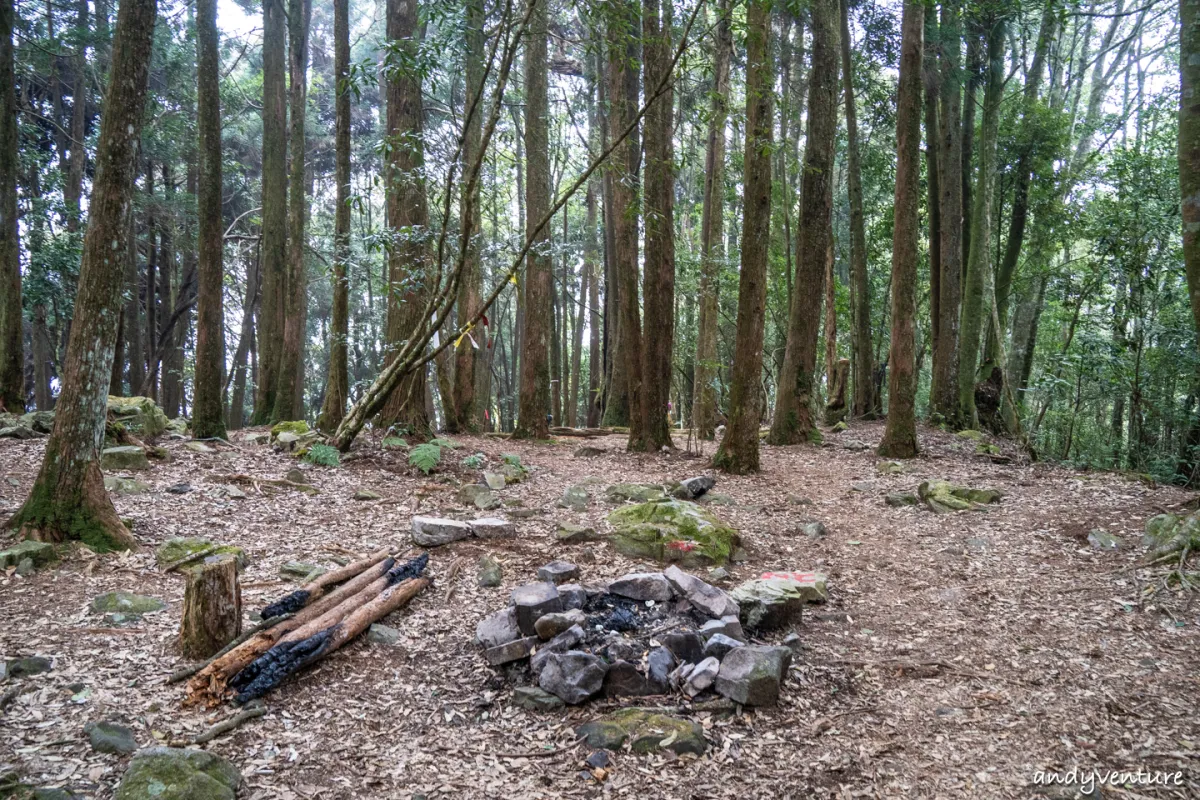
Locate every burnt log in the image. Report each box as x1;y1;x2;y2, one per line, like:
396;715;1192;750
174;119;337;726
179;556;242;659
261;548;392;618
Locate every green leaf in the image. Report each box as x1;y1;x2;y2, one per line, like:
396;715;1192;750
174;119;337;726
382;436;409;450
429;437;461;450
409;443;443;474
304;444;340;467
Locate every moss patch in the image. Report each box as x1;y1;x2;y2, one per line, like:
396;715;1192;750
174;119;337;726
606;499;740;566
155;537;247;570
576;708;706;755
917;480;1003;513
107;396;169;438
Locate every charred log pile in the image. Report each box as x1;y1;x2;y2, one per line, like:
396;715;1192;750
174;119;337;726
183;551;430;706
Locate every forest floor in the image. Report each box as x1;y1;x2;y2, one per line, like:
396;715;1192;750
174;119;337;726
2;421;1199;799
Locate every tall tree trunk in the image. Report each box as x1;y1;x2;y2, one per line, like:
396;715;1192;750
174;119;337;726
143;166;157;399
712;0;771;474
634;0;674;451
931;1;963;421
841;0;872;420
1183;0;1200;344
7;0;157;551
274;0;311;421
878;0;924;458
227;255;259;430
252;0;287;424
923;4;941;349
377;0;430;433
585;58;603;428
159;162;182;416
569;242;586;427
769;0;838;446
601;0;642;435
514;0;551;440
957;18;1004;427
123;209;141;396
192;0;225;439
64;0;87;231
0;0;19;412
692;0;731;441
823;237;836;390
960;25;982;272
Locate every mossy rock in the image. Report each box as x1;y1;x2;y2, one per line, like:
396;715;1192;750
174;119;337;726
499;463;527;484
606;499;740;566
114;747;240;800
100;446;150;471
20;410;56;434
107;396;169;438
956;429;985;441
1143;512;1200;555
831;421;848;433
876;461;904;475
271;420;310;438
917;480;1003;513
90;591;166;615
154;538;247;570
576;708;707;755
165;419;188;435
104;476;150;495
0;540;56;570
976;442;1001;455
605;483;667;503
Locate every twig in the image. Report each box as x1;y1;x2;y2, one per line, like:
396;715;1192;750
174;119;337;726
166;613;294;684
162;545;221;574
192;704;268;744
68;627;145;635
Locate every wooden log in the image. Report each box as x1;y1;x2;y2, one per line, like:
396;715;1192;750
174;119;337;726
260;548;392;618
179;557;242;659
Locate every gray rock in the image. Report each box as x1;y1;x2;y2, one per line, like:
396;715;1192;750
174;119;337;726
662;564;739;618
477;554;503;588
285;467;308;484
800;521;827;539
14;558;35;577
511;582;563;635
474;490;501;510
475;607;521;649
537;560;580;584
674;476;716;500
661;631;704;664
411;516;472;546
699;616;746;642
647;646;675;688
886;492;919;507
714;645;792;706
512;686;565;711
708;566;731;582
279;561;325;582
114;747;240;800
730;573;827;631
484;472;507;490
86;721;137;754
483;635;539;666
602;635;644;663
0;424;36;439
0;540;55;570
538;651;607;704
7;656;52;677
100;446;150;471
573;446;605;458
557;485;592;511
534;609;586;640
608;572;673;602
683;656;720;698
353;488;381;501
783;632;803;654
703;633;744;661
602;660;657;697
367;624;400;645
557;584;587;610
469;518;516;539
556;523;598;543
104;476;151;495
530;625;585;675
89;592;165;615
1088;529;1121;551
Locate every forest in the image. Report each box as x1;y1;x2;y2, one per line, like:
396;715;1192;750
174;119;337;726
2;0;1200;795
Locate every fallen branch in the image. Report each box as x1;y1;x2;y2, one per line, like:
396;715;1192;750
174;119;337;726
260;549;393;618
548;427;612;438
162;545;221;574
192;704;268;744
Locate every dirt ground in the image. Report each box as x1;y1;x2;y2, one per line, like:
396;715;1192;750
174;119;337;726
1;421;1198;799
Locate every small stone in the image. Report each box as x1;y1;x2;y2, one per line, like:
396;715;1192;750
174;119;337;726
7;656;52;677
353;488;381;501
557;485;592;511
608;572;673;602
534;609;586;640
483;635;539;666
585;750;610;769
662;564;739;618
646;646;675;689
100;446;150;471
876;460;904;475
367;624;400;645
285;467;308;484
114;747;240;800
484;472;506;490
538;651;607;704
537;560;580;584
104;476;151;495
707;566;730;582
787;494;812;506
842;440;870;452
279;561;325;582
556;522;598;543
475;607;521;649
511;582;563;635
886;492;919;507
530;624;586;675
89;592;165;615
783;632;803;653
673;476;716;500
557;583;586;610
477;554;503;587
714;645;792;707
473;490;501;510
683;656;720;698
1088;529;1120;551
469;518;516;539
660;631;704;665
86;720;138;754
184;441;214;454
411;516;472;547
222;485;247;499
510;508;539;519
14;557;35;576
703;633;744;660
512;686;565;711
800;521;827;539
699;617;745;642
602;660;657;697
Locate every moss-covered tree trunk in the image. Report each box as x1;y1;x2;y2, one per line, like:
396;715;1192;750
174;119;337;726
691;0;730;442
769;0;838;446
192;0;226;440
0;0;20;412
712;0;771;474
877;0;923;459
513;0;551;440
7;0;157;551
841;0;872;420
252;0;288;424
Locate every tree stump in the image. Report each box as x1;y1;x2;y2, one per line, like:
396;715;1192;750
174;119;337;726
180;556;242;659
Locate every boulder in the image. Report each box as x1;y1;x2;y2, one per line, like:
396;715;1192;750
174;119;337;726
483;635;539;666
155;538;246;571
477;554;503;588
537;651;607;704
662;565;739;618
0;424;36;439
0;540;55;570
918;480;1003;513
683;656;720;698
537;560;580;584
602;660;658;697
512;686;565;711
556;522;598;543
511;582;563;635
534;609;586;640
608;572;673;602
90;592;165;615
114;747;240;800
557;583;587;610
576;709;706;755
699;616;746;642
107;396;170;438
703;633;744;661
660;631;704;665
730;573;827;631
475;607;521;649
411;516;472;546
714;645;792;706
100;446;150;471
86;721;138;755
605;483;667;503
557;485;592;511
606;499;741;566
469;518;516;539
673;476;716;500
483;472;506;490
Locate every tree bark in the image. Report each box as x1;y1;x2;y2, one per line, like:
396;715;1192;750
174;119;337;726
180;556;242;659
878;0;923;459
513;0;551;440
769;0;838;446
712;0;771;474
0;0;20;412
227;255;258;430
841;0;872;420
63;0;87;232
923;4;941;348
7;0;157;551
691;0;731;441
252;0;288;424
192;0;226;440
1183;0;1200;341
585;58;603;429
317;0;352;433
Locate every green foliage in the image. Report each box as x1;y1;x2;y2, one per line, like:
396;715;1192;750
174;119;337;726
461;453;485;469
430;437;461;449
382;436;409;450
409;442;443;475
501;453;522;468
304;444;341;467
